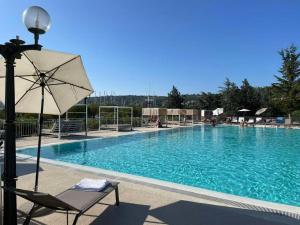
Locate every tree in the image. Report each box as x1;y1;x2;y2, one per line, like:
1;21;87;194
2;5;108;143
219;78;240;114
255;86;284;117
239;79;261;112
167;86;184;108
88;103;99;118
198;92;221;110
272;45;300;119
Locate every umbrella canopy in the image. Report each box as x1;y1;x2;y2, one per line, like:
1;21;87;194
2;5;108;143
0;49;93;115
238;109;251;112
0;49;93;192
255;108;267;115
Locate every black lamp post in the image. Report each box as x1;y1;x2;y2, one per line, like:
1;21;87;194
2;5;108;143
0;6;51;225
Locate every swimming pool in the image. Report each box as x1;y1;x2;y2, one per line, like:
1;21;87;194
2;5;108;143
19;125;300;207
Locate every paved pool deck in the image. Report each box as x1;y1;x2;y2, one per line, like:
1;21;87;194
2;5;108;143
11;126;300;225
16;126;178;148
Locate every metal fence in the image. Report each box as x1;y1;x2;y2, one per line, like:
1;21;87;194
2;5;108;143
0;117;143;138
0;119;39;138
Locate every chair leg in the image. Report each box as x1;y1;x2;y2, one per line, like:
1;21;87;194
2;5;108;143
115;186;120;206
72;214;80;225
23;205;38;225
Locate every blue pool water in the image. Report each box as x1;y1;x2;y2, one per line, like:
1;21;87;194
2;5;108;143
19;125;300;206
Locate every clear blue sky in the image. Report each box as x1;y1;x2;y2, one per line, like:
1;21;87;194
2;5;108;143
1;0;300;96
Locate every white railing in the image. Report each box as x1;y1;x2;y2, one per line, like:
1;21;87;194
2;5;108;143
0;117;143;138
16;120;38;137
0;119;38;137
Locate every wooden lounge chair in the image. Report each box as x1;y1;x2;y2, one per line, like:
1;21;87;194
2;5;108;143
7;181;119;225
43;120;83;137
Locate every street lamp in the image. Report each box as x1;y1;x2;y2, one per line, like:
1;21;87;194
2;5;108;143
0;6;51;225
23;6;51;44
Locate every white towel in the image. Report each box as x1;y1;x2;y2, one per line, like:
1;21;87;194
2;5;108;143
73;178;110;192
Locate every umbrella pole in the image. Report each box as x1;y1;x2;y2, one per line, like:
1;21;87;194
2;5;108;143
34;82;45;191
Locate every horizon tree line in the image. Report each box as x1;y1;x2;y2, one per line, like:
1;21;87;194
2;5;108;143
167;44;300;120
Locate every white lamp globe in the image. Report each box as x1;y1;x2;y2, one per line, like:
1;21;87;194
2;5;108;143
23;6;51;34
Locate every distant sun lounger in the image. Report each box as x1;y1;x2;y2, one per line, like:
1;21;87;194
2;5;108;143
238;117;245;123
231;117;238;123
7;180;119;225
247;118;255;124
256;117;263;124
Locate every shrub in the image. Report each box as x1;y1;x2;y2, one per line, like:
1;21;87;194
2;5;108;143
291;110;300;122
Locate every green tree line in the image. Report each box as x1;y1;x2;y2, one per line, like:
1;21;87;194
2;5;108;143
166;45;300;120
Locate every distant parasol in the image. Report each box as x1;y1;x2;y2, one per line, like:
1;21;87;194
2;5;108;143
255;108;268;115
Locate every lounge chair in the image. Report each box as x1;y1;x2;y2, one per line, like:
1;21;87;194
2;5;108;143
7;181;119;225
231;117;238;123
238;117;245;123
44;120;83;137
265;118;272;124
247;118;255;125
292;121;300;127
276;117;285;125
255;117;263;124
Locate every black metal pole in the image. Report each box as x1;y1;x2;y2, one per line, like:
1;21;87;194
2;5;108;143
34;79;45;191
3;55;17;225
0;38;42;225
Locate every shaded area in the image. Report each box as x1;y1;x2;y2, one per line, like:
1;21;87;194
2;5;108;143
17;202;150;225
16;200;299;225
0;155;43;177
91;202;150;225
149;200;299;225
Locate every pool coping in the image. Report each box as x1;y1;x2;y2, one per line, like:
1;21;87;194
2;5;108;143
16;125;190;150
16;152;300;220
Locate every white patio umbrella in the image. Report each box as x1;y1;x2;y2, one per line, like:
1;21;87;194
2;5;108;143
238;109;251;119
238;109;251;112
0;49;93;191
255;108;267;115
